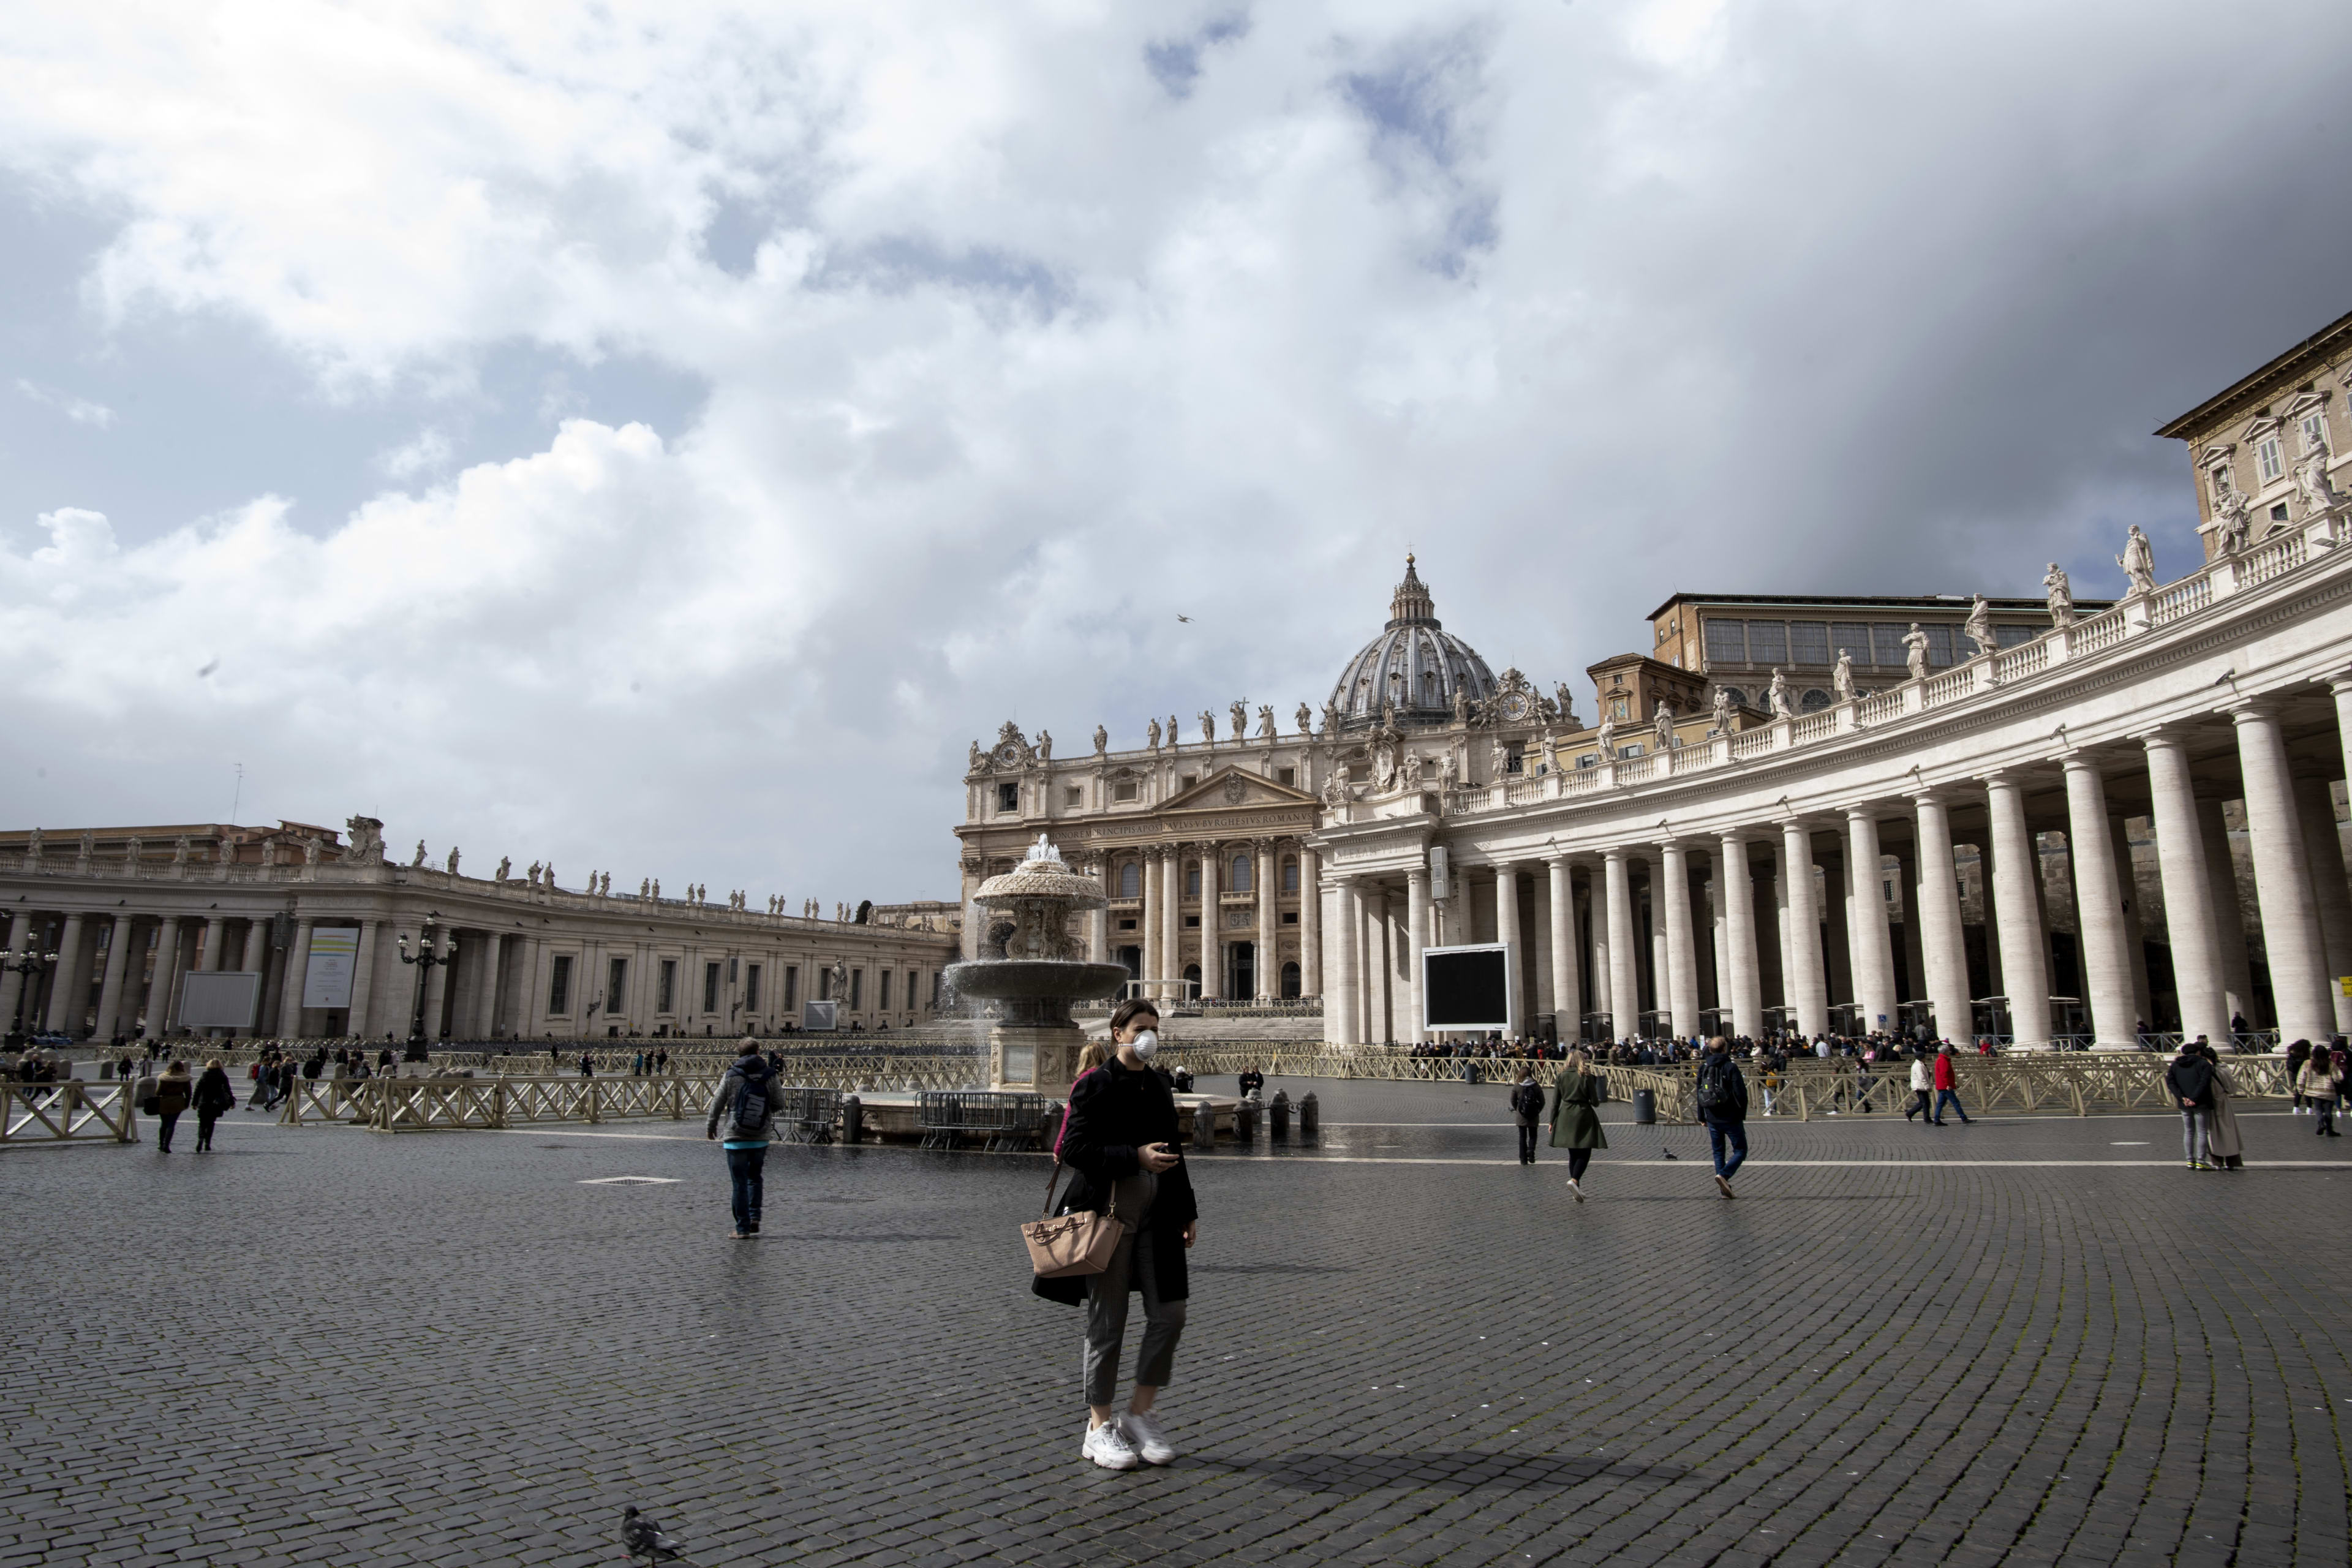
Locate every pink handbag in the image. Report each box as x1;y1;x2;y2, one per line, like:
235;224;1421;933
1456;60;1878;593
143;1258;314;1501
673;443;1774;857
1022;1162;1123;1278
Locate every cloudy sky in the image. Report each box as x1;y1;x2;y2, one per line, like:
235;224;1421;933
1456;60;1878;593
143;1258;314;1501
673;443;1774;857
4;0;2348;903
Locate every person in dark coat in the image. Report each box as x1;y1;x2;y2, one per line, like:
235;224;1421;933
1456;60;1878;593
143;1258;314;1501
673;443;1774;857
192;1058;236;1152
2165;1040;2217;1168
151;1060;192;1152
1695;1037;1749;1198
1038;999;1197;1472
1236;1066;1265;1101
1547;1049;1608;1200
1509;1068;1545;1164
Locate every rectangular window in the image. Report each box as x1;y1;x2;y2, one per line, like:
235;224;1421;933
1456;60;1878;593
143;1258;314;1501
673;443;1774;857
850;969;862;1011
1064;786;1083;807
1180;774;1197;790
905;969;918;1011
606;957;627;1014
1746;620;1787;666
817;965;832;1001
658;959;676;1014
1185;914;1202;928
1283;911;1298;924
1112;779;1139;802
931;973;941;1009
1871;624;1909;667
783;965;797;1009
1995;625;2035;649
745;965;762;1012
703;962;720;1014
2211;466;2234;503
1788;622;1830;666
997;782;1019;813
1276;767;1295;786
548;955;573;1014
1831;623;1872;665
1703;618;1747;664
878;970;891;1011
2256;435;2284;483
1924;624;1956;666
2301;411;2328;453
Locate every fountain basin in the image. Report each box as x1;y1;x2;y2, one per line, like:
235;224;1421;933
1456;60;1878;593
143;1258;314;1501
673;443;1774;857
943;960;1129;1003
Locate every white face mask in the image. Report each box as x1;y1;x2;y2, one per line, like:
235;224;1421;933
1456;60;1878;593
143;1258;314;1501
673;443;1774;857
1129;1029;1159;1060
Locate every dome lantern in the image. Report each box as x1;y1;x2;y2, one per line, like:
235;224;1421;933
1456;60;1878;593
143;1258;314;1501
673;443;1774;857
1327;555;1497;731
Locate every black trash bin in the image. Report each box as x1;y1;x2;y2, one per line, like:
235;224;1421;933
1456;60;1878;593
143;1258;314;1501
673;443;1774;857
1632;1088;1656;1125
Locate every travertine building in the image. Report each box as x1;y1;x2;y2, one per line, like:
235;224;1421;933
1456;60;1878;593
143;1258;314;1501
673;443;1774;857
2158;307;2352;560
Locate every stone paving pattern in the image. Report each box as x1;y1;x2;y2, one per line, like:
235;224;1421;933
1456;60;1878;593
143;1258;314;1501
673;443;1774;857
4;1080;2349;1567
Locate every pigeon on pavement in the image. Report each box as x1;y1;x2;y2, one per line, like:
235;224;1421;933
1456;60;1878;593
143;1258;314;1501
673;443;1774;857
621;1506;692;1564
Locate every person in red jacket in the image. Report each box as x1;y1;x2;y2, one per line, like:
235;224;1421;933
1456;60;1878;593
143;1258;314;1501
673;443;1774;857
1931;1044;1973;1125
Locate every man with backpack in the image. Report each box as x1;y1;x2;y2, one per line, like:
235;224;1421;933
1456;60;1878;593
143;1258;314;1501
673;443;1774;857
1695;1036;1750;1198
704;1039;780;1238
1509;1068;1545;1164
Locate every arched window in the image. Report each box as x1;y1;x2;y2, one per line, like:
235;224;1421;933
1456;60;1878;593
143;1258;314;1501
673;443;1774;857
1281;857;1299;892
1719;687;1747;709
1281;961;1302;999
1185;864;1200;897
1118;862;1140;899
1800;688;1832;713
1232;854;1252;892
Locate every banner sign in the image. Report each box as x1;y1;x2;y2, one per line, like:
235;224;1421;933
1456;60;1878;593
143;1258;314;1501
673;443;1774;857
180;971;262;1029
303;927;360;1009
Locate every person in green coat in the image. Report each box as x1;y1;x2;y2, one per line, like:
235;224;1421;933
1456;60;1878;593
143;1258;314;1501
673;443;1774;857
1547;1049;1608;1202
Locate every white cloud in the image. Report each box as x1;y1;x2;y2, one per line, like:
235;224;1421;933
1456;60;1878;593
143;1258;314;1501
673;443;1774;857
0;0;2346;897
16;379;116;428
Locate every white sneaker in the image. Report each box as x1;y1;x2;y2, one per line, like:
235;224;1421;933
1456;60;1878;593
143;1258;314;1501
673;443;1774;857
1083;1420;1140;1471
1121;1412;1178;1465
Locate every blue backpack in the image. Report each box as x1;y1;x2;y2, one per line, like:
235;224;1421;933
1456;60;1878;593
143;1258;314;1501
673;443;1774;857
733;1063;772;1131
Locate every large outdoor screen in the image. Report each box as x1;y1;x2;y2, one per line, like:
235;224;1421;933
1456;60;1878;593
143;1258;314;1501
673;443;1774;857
1423;944;1511;1030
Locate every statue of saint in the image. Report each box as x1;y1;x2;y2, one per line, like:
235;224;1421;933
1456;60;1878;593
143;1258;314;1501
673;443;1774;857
2116;524;2157;595
1832;650;1855;703
968;740;982;772
1373;737;1399;790
1962;595;1996;658
1321;769;1348;809
1554;682;1580;728
1256;704;1275;738
1654;701;1676;749
1147;717;1161;750
1199;709;1216;743
1711;685;1732;729
2211;486;2252;555
1596;713;1616;757
1540;728;1560;774
1093;724;1108;755
494;855;510;882
2296;440;2342;518
527;861;542;886
2042;564;2075;628
652;878;662;900
1452;686;1469;723
1168;715;1180;748
26;827;41;860
1902;623;1931;680
1229;700;1248;739
1401;748;1423;786
304;837;320;867
412;839;427;867
1441;748;1461;788
1321;699;1340;734
1768;669;1792;718
1295;701;1313;734
447;846;461;876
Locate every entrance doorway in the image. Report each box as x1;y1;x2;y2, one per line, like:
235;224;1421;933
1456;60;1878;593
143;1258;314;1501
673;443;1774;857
1229;941;1254;1000
1117;946;1141;982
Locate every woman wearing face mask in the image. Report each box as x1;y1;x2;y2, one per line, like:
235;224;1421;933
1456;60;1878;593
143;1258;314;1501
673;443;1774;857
1035;998;1198;1471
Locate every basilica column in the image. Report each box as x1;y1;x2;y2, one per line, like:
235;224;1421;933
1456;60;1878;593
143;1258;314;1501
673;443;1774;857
1603;850;1639;1041
45;913;87;1034
1717;835;1763;1038
471;930;505;1039
1909;794;1971;1044
2111;815;2155;1030
277;918;315;1038
1325;876;1357;1044
1660;842;1700;1039
2233;703;2333;1044
2291;777;2352;1033
1406;862;1431;1043
1199;843;1222;1000
1779;823;1830;1038
2141;733;2230;1044
0;911;31;1025
141;916;182;1038
1256;840;1279;1000
1843;810;1898;1036
1140;851;1162;997
1494;862;1523;1038
2194;796;2258;1025
1546;857;1580;1038
1983;774;2052;1047
1299;847;1322;998
1159;847;1182;1001
91;916;136;1041
1089;859;1110;968
2062;758;2138;1049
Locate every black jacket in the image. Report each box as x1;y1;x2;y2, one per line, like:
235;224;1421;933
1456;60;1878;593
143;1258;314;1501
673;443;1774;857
192;1068;236;1115
2164;1054;2215;1109
1696;1054;1749;1124
1034;1057;1198;1308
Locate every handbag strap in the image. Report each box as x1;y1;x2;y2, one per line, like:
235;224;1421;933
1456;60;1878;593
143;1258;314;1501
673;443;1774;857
1039;1159;1068;1221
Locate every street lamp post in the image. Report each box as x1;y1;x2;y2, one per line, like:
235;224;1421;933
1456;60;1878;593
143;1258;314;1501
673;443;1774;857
2;941;58;1037
396;919;459;1060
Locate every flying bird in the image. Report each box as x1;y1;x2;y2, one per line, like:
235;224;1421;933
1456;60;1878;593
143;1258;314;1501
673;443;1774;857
195;657;219;678
620;1506;693;1565
1176;614;1192;623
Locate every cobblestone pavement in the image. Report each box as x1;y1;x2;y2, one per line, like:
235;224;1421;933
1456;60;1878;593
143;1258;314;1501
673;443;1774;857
4;1078;2348;1567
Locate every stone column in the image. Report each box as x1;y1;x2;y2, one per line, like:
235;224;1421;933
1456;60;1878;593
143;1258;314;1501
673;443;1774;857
1588;881;1610;1020
143;916;183;1038
1719;834;1763;1037
1893;845;1927;1012
91;915;136;1040
2195;796;2258;1025
1780;823;1829;1038
1089;859;1110;967
1769;837;1793;1019
1256;840;1279;1000
0;911;29;1025
1300;847;1322;999
1325;877;1356;1044
1820;846;1855;1020
1603;850;1638;1041
279;918;315;1038
472;931;505;1038
1546;856;1579;1039
1140;851;1161;995
2292;777;2352;1033
1985;773;2052;1048
420;930;454;1041
2232;703;2334;1044
239;920;268;973
1163;848;1184;1001
2141;734;2230;1044
1494;862;1523;1038
1199;843;1222;1000
1406;863;1431;1044
2062;759;2138;1050
2111;815;2155;1031
1660;842;1700;1039
44;913;86;1033
348;919;383;1041
1844;810;1899;1036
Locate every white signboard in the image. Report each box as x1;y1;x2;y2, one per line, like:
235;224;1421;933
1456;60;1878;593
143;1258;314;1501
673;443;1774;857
803;1000;840;1031
180;971;262;1029
302;927;360;1009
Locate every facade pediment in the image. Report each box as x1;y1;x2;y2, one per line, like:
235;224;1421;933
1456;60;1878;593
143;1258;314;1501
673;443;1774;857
1159;766;1316;813
2239;412;2282;442
2282;390;2330;420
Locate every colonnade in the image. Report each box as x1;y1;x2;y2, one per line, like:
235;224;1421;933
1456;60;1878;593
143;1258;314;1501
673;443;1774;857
1110;839;1319;1002
1319;696;2352;1049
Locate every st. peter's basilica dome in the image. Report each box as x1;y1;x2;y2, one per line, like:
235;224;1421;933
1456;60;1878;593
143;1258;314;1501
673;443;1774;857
1327;556;1498;730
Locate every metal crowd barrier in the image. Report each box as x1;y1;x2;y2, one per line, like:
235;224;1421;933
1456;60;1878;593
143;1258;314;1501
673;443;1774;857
916;1091;1048;1152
